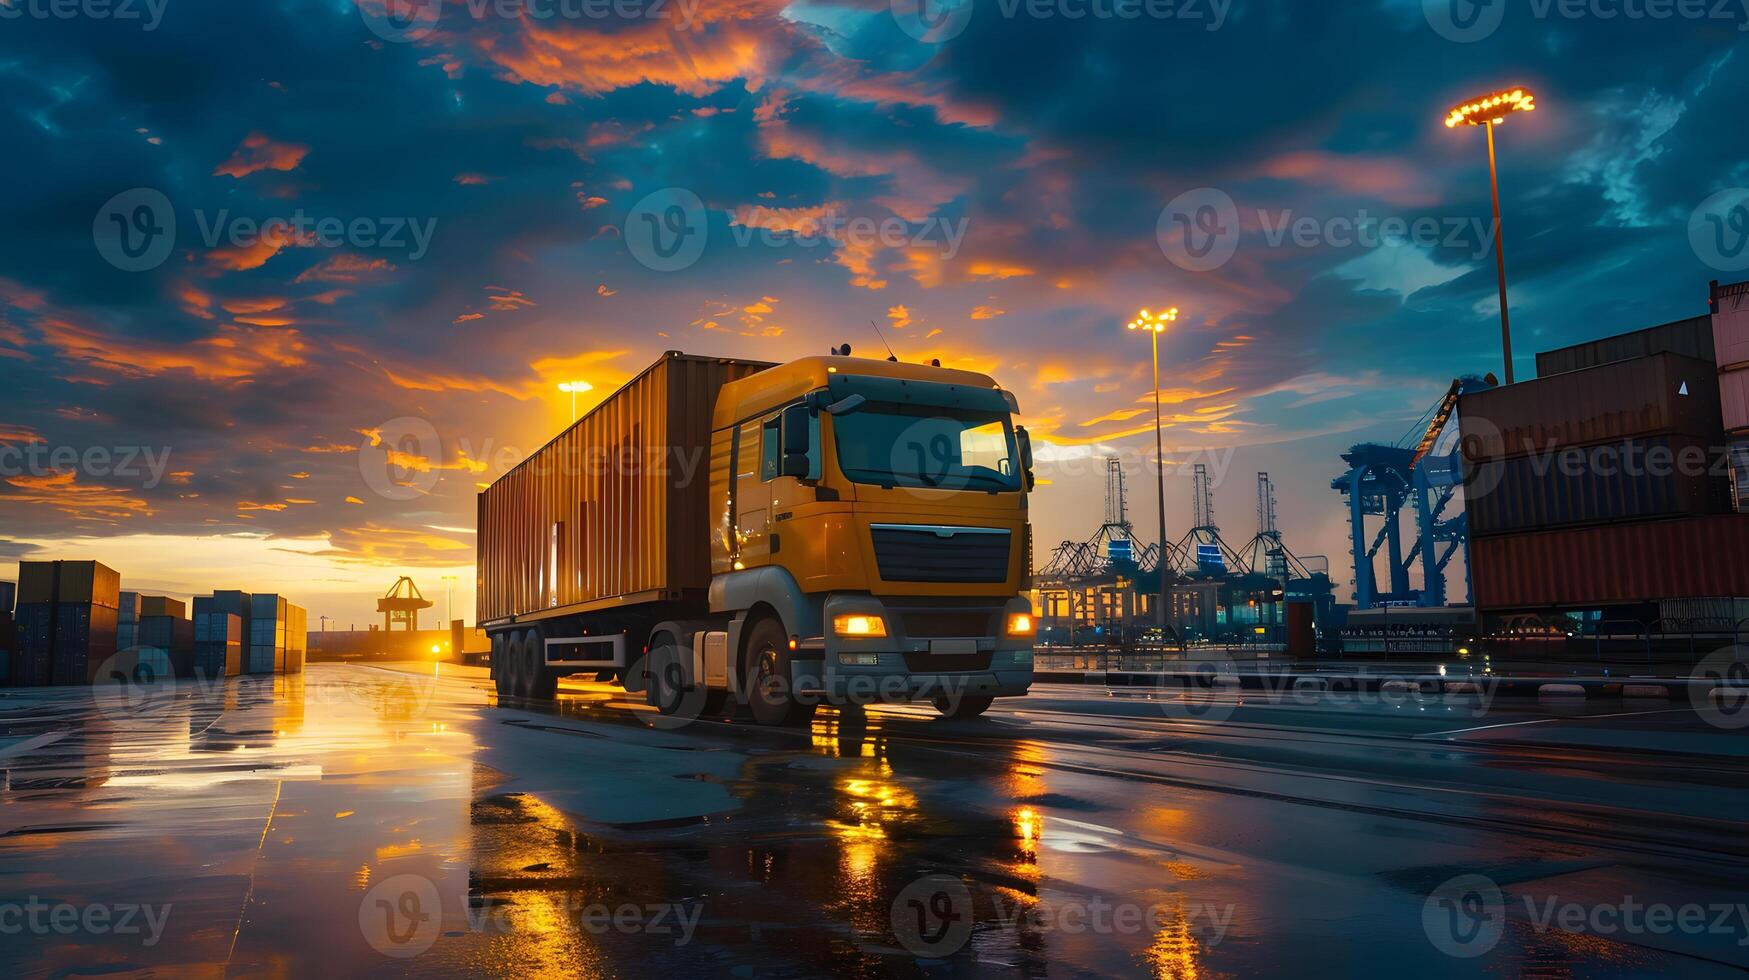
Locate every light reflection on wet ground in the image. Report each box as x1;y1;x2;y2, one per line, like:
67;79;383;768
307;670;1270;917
0;664;1744;978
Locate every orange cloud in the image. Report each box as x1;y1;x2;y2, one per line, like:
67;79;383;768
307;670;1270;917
37;318;308;382
2;470;154;523
295;254;395;283
214;132;310;178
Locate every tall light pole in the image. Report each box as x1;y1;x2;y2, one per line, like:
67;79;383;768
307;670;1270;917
441;574;457;627
557;381;593;422
1128;307;1179;634
1446;87;1536;385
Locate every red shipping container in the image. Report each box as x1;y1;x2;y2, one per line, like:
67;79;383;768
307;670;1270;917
1472;513;1749;610
1460;352;1722;462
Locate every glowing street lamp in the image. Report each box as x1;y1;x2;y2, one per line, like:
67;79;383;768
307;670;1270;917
557;380;593;422
1446;87;1536;385
1127;307;1178;633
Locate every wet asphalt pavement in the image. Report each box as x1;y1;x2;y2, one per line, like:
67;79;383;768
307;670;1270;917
1;663;1746;978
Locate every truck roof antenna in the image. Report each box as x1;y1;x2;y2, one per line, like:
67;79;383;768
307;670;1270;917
868;319;898;362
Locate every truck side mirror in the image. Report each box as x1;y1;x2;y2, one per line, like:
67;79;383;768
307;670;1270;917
1016;425;1036;491
780;404;812;479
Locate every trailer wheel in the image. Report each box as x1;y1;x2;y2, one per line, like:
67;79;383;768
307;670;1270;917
491;633;515;698
743;617;812;727
933;694;994;719
500;632;525;699
523;628;557;701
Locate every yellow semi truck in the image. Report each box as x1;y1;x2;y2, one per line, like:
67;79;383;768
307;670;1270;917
477;350;1037;724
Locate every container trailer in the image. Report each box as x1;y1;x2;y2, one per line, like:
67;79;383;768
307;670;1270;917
477;351;1038;724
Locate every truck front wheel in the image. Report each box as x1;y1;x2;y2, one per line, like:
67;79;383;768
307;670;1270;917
743;617;813;727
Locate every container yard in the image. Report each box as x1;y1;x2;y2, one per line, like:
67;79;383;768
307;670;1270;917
1;561;306;686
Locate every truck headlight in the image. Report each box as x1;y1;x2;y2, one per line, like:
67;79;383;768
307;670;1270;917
1006;613;1036;637
833;614;887;638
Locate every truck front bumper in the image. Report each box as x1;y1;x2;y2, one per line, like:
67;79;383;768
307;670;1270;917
797;594;1036;704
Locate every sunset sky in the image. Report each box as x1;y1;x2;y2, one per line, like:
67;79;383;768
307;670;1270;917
1;0;1744;625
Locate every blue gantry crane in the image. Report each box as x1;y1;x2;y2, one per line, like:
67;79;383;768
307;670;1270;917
1332;375;1497;609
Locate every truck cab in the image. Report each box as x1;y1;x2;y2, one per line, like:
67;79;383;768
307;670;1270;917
693;354;1037;723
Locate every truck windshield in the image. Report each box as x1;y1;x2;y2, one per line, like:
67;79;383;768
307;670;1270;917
833;402;1021;491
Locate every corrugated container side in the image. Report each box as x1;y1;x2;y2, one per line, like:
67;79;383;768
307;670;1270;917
139;596;186;619
17;560;121;608
1468;436;1730;536
1719;369;1749;434
13;603;54;685
50;602;119;685
1713;279;1749;370
1472;513;1749;610
477;354;771;624
1535;316;1715;377
1460;352;1724;463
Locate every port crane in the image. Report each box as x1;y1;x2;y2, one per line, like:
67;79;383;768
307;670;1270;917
1333;375;1496;609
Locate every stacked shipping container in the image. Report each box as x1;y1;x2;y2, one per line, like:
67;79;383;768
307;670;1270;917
1464;292;1749;615
117;591;141;652
1713;280;1749;511
2;574;307;686
14;561;121;686
193;612;243;678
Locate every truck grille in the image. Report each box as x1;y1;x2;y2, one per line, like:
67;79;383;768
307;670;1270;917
900;611;995;638
871;525;1010;584
903;651;993;673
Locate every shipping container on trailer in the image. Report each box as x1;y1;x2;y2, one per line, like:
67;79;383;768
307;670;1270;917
477;352;775;625
1471;513;1749;611
1460;352;1724;463
1535;315;1715;377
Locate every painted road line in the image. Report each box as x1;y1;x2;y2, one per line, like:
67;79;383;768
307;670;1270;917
1418;708;1697;738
